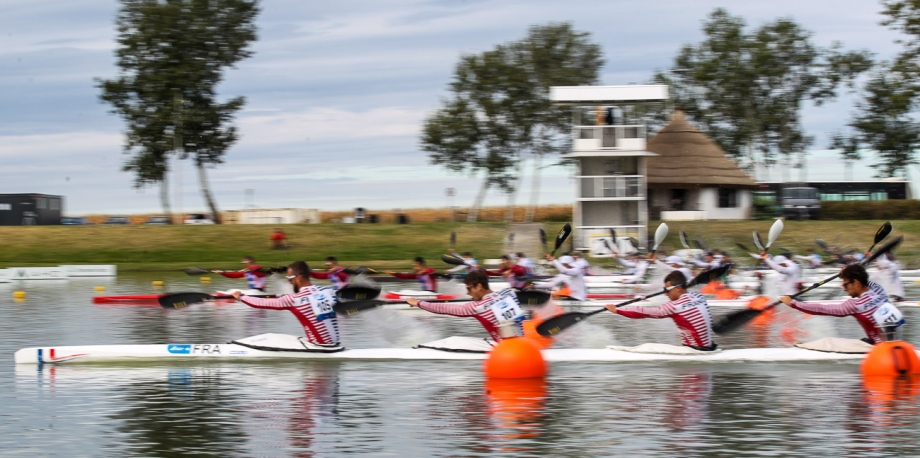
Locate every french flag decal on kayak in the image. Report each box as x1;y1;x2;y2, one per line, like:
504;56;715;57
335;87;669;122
37;348;87;363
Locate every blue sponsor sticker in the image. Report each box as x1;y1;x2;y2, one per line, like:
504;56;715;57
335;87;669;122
168;344;192;354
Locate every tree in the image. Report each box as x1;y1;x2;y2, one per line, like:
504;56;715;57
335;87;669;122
97;0;259;223
830;1;920;178
654;9;872;178
421;23;603;221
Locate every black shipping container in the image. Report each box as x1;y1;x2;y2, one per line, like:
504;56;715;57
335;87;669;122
0;194;63;226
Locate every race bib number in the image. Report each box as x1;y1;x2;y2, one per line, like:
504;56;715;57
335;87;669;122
487;289;524;325
873;303;905;327
297;287;336;321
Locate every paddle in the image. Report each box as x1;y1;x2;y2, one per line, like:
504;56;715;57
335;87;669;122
679;231;690;249
695;235;709;252
540;229;548;252
651;222;669;255
712;234;903;335
602;237;618;255
507;232;515;252
333;299;388;315
515;289;553;306
549;223;573;257
867;221;892;253
752;232;764;252
609;228;618;252
536;263;732;337
441;253;466;266
159;285;381;309
735;242;753;253
450;231;456;249
184;267;210;275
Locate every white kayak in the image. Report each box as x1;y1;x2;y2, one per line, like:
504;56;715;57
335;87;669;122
13;333;896;365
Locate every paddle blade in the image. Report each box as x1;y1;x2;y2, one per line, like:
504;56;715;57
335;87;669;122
815;238;830;253
333;299;387;316
653;223;669;251
183;267;209;275
515;289;551;306
735;242;751;253
752;231;764;252
687;264;733;288
765;219;784;250
864;235;903;265
679;231;690;249
344;266;378;275
540;229;548;250
159;292;213;309
873;222;893;246
694;235;709;252
337;285;381;301
712;308;764;335
602;238;617;255
536;311;589;337
441;254;465;266
450;231;456;248
552;224;572;254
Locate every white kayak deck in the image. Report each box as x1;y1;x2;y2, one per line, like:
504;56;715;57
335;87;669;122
14;333;902;365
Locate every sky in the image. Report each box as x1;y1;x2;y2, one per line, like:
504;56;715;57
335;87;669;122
0;0;910;215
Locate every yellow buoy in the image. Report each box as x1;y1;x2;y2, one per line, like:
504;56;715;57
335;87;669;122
94;286;106;292
12;291;26;299
200;277;211;282
152;280;164;287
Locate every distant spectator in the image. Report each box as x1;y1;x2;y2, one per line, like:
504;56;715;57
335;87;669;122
271;228;289;250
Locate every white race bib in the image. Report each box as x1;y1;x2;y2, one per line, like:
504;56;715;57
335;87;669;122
487;289;525;325
873;303;905;327
297;287;336;321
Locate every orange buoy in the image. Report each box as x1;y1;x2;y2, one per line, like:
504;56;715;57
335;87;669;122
484;336;547;379
700;281;725;295
861;341;920;376
522;319;554;349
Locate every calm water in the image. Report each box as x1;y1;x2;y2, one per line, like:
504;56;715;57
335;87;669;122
3;273;920;457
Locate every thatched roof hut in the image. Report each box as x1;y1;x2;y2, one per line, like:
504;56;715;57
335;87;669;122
646;110;757;189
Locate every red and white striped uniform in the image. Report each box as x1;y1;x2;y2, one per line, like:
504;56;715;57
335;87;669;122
391;268;437;292
416;290;523;342
310;266;350;290
239;285;340;345
616;291;715;348
788;287;894;344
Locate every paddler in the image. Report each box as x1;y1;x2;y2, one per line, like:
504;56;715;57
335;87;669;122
444;250;479;274
485;254;531;289
604;271;717;351
651;254;693;282
310;256;350;290
232;261;342;350
779;264;905;344
537;254;587;301
405;270;525;342
213;255;269;291
386;257;438;292
761;252;800;295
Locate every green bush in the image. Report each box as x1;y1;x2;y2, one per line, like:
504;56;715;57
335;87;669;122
821;200;920;219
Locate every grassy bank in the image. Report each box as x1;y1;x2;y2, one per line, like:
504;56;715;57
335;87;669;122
4;219;920;270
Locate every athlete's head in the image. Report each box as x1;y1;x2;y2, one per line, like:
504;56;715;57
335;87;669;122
464;269;491;300
663;270;687;300
287;260;312;293
840;264;869;297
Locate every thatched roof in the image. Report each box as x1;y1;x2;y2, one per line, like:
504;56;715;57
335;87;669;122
646;110;758;189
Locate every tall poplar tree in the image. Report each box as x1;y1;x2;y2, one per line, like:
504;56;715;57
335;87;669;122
97;0;259;223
